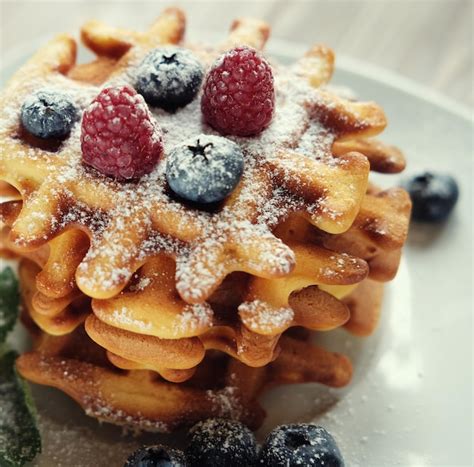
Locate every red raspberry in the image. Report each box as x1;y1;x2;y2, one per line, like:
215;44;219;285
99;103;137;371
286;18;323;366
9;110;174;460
81;85;163;180
201;46;275;137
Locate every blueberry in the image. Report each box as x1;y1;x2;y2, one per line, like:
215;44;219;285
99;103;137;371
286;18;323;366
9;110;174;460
186;418;258;467
20;89;78;139
135;47;204;111
402;172;459;222
124;445;187;467
166;134;244;204
259;424;344;467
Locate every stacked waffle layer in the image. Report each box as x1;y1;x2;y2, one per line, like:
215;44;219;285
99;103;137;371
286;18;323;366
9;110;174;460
0;8;411;431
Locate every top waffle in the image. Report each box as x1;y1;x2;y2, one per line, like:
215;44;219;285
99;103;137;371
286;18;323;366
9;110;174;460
0;8;397;305
0;6;412;366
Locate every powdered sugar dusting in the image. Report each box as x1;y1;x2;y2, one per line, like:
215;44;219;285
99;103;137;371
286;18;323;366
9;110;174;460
84;398;170;433
174;303;214;334
110;307;152;332
0;35;362;303
128;276;151;292
205;387;244;420
239;300;294;333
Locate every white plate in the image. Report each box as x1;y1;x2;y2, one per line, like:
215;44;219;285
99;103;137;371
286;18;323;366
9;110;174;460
1;36;472;467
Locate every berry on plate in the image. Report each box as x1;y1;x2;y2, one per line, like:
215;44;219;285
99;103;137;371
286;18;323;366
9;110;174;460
166;134;244;204
259;424;344;467
402;172;459;222
124;445;187;467
186;418;258;467
135;46;204;111
81;85;163;180
201;46;275;136
21;89;78;139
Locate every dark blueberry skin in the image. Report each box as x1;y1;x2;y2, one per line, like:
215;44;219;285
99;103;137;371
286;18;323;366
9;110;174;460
124;445;187;467
402;172;459;222
186;418;258;467
20;89;78;139
135;47;204;111
259;424;344;467
166;134;244;204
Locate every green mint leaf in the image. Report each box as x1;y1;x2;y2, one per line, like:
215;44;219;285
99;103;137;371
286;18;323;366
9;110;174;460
0;350;41;466
0;268;20;344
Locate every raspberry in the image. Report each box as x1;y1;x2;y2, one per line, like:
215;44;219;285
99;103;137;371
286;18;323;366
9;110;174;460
81;85;163;180
201;46;275;137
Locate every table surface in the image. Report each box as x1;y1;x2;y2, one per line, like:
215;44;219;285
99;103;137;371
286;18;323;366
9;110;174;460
1;0;472;109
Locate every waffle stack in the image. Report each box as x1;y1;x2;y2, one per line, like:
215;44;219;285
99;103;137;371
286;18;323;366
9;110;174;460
0;8;411;431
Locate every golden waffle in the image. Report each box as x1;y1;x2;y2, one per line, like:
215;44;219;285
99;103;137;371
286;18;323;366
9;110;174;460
344;278;385;336
16;311;352;432
19;259;90;337
0;7;411;430
275;184;411;282
17;255;357;382
0;8;387;305
3;183;408;352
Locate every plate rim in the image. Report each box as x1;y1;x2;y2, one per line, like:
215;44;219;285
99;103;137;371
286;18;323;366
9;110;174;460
267;37;472;123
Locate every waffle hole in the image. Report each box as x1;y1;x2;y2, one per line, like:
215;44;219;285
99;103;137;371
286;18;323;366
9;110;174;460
0;181;20;199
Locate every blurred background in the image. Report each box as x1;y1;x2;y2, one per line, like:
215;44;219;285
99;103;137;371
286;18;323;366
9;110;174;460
0;0;472;107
